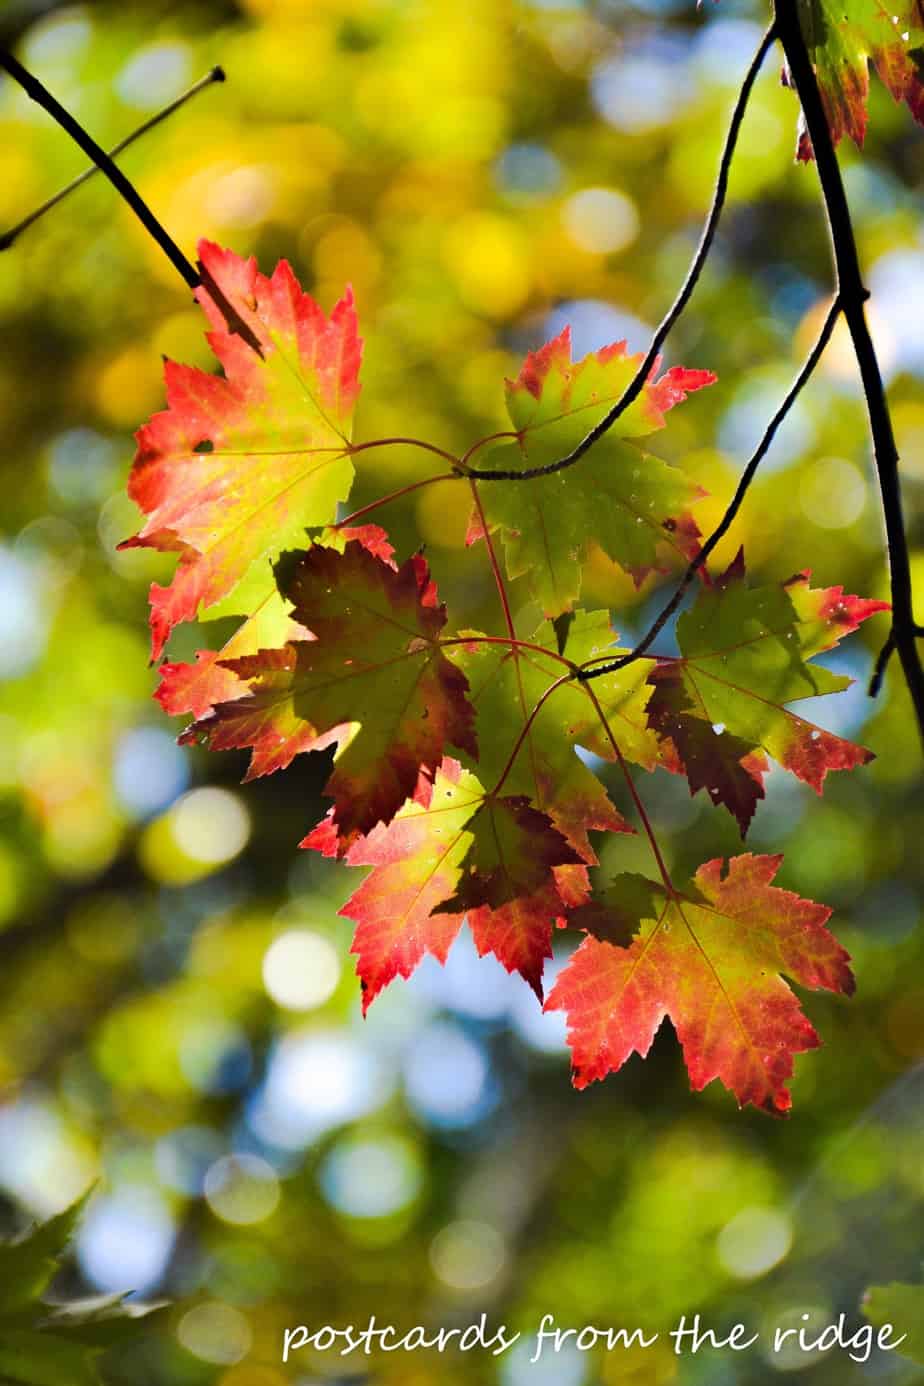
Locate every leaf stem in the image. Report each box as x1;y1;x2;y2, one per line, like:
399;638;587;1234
440;633;577;671
335;471;459;529
467;20;777;483
490;672;574;797
578;294;843;681
774;0;924;752
583;682;675;894
348;436;463;468
0;66;225;250
459;430;518;468
469;478;517;643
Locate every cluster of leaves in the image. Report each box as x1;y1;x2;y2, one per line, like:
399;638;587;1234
124;241;889;1116
0;1195;158;1386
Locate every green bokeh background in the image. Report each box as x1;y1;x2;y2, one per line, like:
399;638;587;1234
0;1;921;1384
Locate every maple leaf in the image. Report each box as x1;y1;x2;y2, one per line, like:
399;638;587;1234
182;536;476;849
546;854;854;1114
795;0;924;160
338;760;582;1009
471;328;715;615
120;240;362;659
155;589;306;720
647;555;888;802
155;526;391;720
454;611;655;862
444;794;584;996
647;674;769;837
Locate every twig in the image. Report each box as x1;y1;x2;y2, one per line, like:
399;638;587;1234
491;672;574;797
0;66;225;250
774;0;924;752
868;631;895;698
578;294;842;681
468;20;777;483
0;49;265;355
0;48;199;288
335;471;459;529
469;478;517;643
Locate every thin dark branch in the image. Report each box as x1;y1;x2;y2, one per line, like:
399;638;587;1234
0;50;263;354
468;20;777;484
578;294;842;681
774;0;924;752
0;48;199;287
869;631;896;697
0;66;225;250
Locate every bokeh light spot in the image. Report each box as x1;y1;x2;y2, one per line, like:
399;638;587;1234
717;1206;793;1279
429;1219;506;1291
77;1187;176;1295
170;788;251;865
177;1302;252;1366
799;457;867;529
204;1153;281;1225
320;1136;421;1218
562;187;639;255
114;726;189;819
403;1020;495;1128
262;930;340;1011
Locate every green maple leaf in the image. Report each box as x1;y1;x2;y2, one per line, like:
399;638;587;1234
455;610;660;861
647;555;888;799
471;328;715;616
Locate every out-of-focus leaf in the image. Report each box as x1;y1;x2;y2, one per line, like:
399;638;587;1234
863;1281;924;1363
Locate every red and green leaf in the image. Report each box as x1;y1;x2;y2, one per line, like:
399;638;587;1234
795;0;924;160
121;240;362;659
547;854;855;1114
338;760;582;1009
471;328;715;615
182;537;476;848
648;555;888;804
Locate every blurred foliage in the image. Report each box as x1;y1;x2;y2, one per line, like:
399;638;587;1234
863;1280;924;1366
0;1191;163;1384
0;1;921;1384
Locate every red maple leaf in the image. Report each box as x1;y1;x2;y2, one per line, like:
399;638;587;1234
121;240;362;659
182;537;476;849
547;854;855;1114
338;760;582;1011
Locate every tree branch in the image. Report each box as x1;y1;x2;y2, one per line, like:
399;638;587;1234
0;66;225;251
578;294;842;681
468;20;777;483
774;0;924;752
0;48;200;289
0;49;265;354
